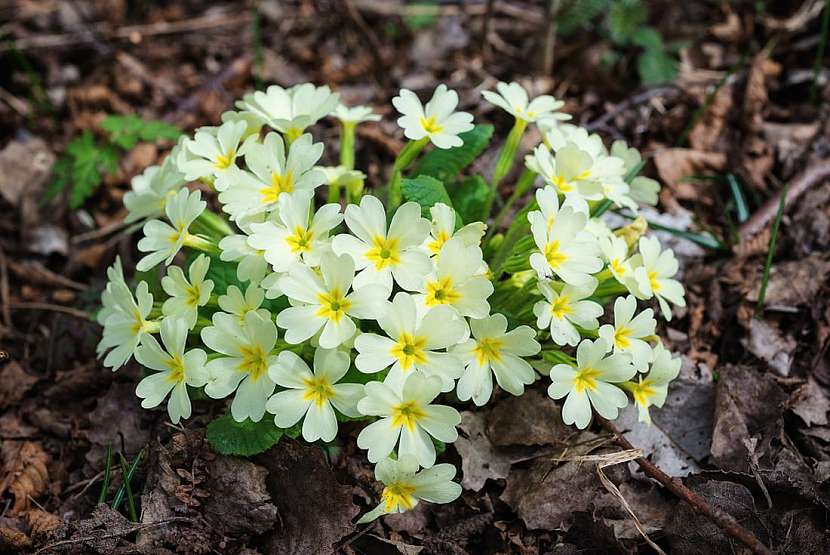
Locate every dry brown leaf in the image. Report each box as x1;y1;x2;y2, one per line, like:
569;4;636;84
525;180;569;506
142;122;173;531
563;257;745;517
653;148;727;196
0;361;38;410
25;508;63;537
744;51;780;128
0;525;31;552
688;84;733;152
0;441;49;515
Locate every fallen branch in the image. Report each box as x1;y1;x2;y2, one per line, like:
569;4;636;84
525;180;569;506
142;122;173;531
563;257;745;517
34;517;194;554
10;302;91;321
597;417;773;555
738;161;830;242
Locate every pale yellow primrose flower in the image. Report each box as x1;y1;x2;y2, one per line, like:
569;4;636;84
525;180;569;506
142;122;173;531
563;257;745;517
482;81;570;124
177;120;246;190
124;154;186;224
217;283;270;325
276;253;388;349
423;202;485;256
218;132;324;220
248;190;342;272
624;343;681;424
631;236;686;320
547;338;636;429
201;311;279;422
357;372;460;468
357;455;461;523
534;279;603;347
354;292;468;393
598;295;657;369
332;195;432;293
161;254;214;329
610;140;660;206
135;316;208;424
452;313;541;406
236;83;339;141
136;188;206;272
333;103;381;124
528;204;602;288
392;84;474;149
266;348;364;442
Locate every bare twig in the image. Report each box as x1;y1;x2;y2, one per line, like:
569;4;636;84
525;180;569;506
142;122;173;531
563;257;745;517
540;0;561;75
0;247;11;329
10;302;91;321
34;517;194;554
597;417;773;555
738;161;830;242
585;86;682;131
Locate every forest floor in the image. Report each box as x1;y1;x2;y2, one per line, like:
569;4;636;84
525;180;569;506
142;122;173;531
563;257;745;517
1;1;830;553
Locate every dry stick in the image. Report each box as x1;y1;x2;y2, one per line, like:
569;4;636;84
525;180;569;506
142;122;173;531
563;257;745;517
597;417;773;555
34;517;194;555
738;161;830;242
10;302;91;320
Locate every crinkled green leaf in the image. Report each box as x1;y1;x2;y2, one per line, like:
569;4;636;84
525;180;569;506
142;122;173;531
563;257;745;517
450;174;490;225
206;414;283;456
412;124;493;184
401;175;453;217
200;255;243;296
607;0;647;44
101;114;180;150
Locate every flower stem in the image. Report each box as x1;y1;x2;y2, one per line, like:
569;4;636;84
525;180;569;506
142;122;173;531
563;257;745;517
340;122;356;170
485;118;528;217
387;138;429;212
183;233;220;256
193;210;233;239
485;168;536;242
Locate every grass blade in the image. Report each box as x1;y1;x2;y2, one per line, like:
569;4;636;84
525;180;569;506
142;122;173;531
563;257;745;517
810;0;830;105
117;453;139;522
756;184;789;314
112;447;144;512
97;444;113;505
727;174;750;223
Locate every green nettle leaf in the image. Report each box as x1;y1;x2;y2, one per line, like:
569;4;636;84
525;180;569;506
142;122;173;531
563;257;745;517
206;414;284;456
607;0;647;44
401;175;453;217
101;114;180;150
450;175;490;225
558;0;612;35
631;27;676;84
412;124;494;184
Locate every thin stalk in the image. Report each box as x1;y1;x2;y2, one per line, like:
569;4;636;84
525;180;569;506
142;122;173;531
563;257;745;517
118;453;138;522
485;118;528;217
810;0;830;105
112;448;145;511
340;122;356;170
97;444;113;504
755;183;788;314
486;169;537;242
387;138;429;211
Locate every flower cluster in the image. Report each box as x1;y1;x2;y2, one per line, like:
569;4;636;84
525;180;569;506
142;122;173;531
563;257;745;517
98;81;685;522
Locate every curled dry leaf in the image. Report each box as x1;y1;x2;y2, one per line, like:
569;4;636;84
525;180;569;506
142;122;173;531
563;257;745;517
0;441;49;515
653;148;726;195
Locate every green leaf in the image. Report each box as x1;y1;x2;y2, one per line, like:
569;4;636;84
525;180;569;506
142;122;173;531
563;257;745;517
632;27;676;84
607;0;647;44
449;175;490;225
412;124;494;184
501;235;535;273
101;114;180;150
206;414;283;456
401;175;453;217
558;0;612;35
201;255;244;296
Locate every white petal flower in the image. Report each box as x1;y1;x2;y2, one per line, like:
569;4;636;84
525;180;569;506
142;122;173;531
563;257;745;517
357;455;461;523
220;109;265;140
452;313;540;406
632;236;686;320
415;237;493;319
218;133;324;220
218;231;269;284
357;372;460;467
217;283;270;325
482;81;570;123
533;279;602;347
527;185;589;240
544;124;607;158
355;292;468;392
161;254;214;328
177;120;246;190
200;311;279;422
248;190;342;272
124;155;186;224
623;343;681;424
609;140;660;206
423;202;485;256
97;267;155;370
528;205;602;287
547;338;636;429
135;317;208;424
392;85;474;149
265;348;364;442
332;195;432;293
598;233;634;285
598;295;656;369
136;188;206;272
526;145;603;207
236;83;339;141
276;253;388;349
333;104;381;124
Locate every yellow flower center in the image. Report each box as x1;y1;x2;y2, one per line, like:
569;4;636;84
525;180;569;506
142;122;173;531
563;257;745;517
550;295;572;319
427;230;450;255
238;344;269;381
551;174;574;193
365;235;401;270
647;270;662;292
186;284;202;307
614;326;632;349
473;337;503;366
382;482;417;512
214;148;236;170
611;257;626;276
316;288;352;323
259;171;295;204
390;400;426;431
424;276;461;306
572;366;601;393
285;127;303;143
390;332;428;371
544;240;567;269
166;355;186;384
285;225;314;254
419;115;444;134
631;378;656;408
302;375;336;407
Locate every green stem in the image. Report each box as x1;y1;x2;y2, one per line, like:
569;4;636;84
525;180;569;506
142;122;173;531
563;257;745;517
193;210;233;239
183;233;220;256
810;0;830;105
387;138;429;211
340;122;356;170
97;445;113;504
327;179;341;204
485;118;528;217
486;168;537;242
489;199;537;278
593;279;629;298
117;454;138;522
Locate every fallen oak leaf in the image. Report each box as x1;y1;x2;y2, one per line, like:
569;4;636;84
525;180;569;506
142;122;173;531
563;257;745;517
653;148;726;194
0;441;49;515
